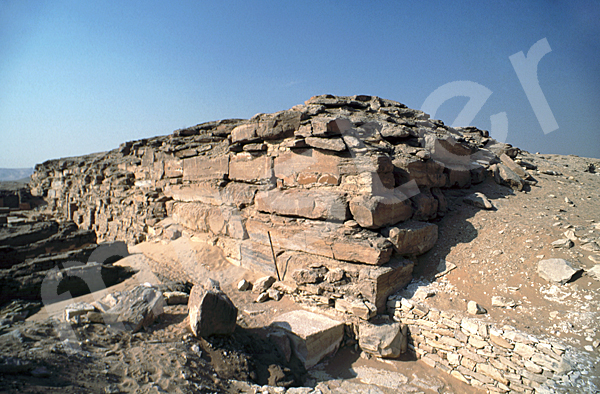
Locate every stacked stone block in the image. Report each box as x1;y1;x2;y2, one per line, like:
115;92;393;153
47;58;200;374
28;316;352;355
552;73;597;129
389;295;573;393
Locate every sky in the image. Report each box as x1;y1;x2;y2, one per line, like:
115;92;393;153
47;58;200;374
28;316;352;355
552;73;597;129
1;0;599;168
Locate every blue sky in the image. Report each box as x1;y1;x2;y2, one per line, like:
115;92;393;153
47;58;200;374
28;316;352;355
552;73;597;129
1;0;599;167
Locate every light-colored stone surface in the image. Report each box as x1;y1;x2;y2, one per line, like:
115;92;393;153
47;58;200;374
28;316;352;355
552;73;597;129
271;310;344;368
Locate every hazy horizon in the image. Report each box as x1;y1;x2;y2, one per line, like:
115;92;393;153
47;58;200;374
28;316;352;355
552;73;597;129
1;1;599;167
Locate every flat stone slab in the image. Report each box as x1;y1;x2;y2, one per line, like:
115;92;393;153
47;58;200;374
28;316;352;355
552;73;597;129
537;258;582;285
271;310;344;369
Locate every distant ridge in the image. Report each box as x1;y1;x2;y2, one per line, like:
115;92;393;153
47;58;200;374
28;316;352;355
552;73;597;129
0;168;33;182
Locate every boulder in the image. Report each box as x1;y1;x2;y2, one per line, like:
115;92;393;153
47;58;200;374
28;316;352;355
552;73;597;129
537;258;582;285
382;221;438;256
359;321;407;358
490;163;523;191
271;310;344;368
188;279;237;337
105;285;164;332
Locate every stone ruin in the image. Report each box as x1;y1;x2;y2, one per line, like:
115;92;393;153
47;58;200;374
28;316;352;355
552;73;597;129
28;94;528;320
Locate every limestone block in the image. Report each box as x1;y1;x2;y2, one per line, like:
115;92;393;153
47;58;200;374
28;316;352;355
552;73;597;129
305;136;347;152
105;285;164;332
274;150;341;187
240;240;278;276
255;189;349;222
500;153;530;180
490;163;523;191
393;157;447;188
189;279;237;337
359;322;407;358
271;310;344;368
357;257;414;312
183;156;229;181
229;153;272;183
164;159;183;178
410;188;438;221
382;221;438;256
537;258;582;285
245;217;393;266
349;192;413;229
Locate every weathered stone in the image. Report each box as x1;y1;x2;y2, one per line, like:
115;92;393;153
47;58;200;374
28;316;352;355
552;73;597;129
467;301;487;315
229;153;272;183
183;156;229;181
537;258;582;285
253;276;276;293
513;342;536;359
245;218;393;266
292;267;326;285
271;310;344;368
163;291;189;305
256;292;269;303
359;322;406;358
393;156;447;188
357;257;414;312
255;189;348;221
267;288;282;301
551;238;573;249
382;221;438;256
587;265;600;281
464;192;494;209
305;136;347;152
491;296;516;308
237;279;251;291
477;363;509;385
410;188;438;221
500;153;531;180
105;285;164;332
491;163;523;191
350;192;413;229
273;150;341;187
188;279;237;337
490;333;514;349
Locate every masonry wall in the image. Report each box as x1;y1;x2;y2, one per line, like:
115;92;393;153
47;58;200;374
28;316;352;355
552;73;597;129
389;296;572;393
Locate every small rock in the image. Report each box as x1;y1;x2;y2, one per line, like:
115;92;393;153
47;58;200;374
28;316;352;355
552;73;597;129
237;279;251;291
463;192;494;209
267;288;282;301
587;265;600;281
551;238;573;249
491;296;516;308
537;258;582;285
589;255;600;263
163;291;189;305
325;268;345;283
581;241;600;252
344;220;359;228
467;301;486;315
253;276;276;293
564;231;578;242
256;292;270;303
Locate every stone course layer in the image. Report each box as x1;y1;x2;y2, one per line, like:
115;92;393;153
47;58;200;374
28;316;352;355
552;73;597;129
389;294;574;393
28;94;525;318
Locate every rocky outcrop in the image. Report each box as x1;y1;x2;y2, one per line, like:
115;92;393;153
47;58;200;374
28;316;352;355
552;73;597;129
0;220;133;306
27;95;529;319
